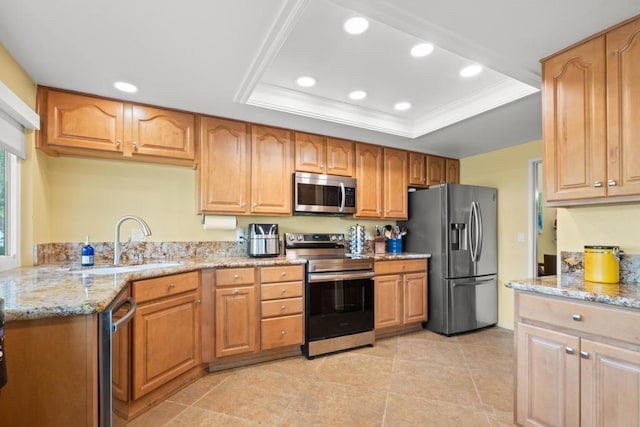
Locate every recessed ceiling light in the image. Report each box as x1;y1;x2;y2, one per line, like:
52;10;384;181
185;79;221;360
349;90;367;100
114;81;138;93
344;17;369;35
410;43;434;57
460;65;483;77
394;102;412;111
296;76;317;87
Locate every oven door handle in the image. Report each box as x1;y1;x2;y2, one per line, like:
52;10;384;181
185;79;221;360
307;270;374;283
111;297;136;333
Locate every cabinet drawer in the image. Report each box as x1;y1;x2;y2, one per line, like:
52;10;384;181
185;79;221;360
133;271;199;303
261;315;303;350
216;267;256;286
261;282;303;300
261;265;304;283
261;297;303;318
518;292;640;345
374;259;427;275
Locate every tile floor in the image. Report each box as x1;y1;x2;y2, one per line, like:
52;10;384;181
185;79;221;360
125;326;515;426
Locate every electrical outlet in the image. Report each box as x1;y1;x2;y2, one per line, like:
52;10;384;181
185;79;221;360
131;228;146;242
517;232;525;243
236;227;245;242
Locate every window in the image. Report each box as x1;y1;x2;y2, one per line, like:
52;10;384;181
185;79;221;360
0;148;19;270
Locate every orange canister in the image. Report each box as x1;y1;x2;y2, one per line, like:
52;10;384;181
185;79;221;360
584;245;622;283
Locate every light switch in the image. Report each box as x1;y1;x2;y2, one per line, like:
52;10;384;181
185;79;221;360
517;232;525;243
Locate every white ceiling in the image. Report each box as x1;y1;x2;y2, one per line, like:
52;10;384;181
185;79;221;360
1;0;639;158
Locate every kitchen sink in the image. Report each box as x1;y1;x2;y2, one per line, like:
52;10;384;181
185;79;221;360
70;262;184;275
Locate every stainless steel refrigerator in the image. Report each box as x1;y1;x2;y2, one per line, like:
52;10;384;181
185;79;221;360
400;183;497;336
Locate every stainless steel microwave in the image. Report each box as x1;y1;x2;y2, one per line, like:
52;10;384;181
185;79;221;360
293;172;356;215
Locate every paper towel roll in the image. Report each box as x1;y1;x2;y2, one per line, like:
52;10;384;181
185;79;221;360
203;215;237;230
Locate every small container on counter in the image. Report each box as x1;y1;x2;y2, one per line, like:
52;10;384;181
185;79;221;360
81;236;95;267
584;245;623;283
386;237;403;253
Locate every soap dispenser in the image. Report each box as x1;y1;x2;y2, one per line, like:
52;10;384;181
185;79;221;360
82;236;94;267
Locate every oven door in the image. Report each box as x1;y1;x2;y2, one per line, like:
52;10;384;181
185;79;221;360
306;271;374;341
294;172;356;214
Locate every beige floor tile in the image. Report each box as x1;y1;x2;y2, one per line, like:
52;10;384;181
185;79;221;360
352;335;398;358
126;401;188;427
193;368;307;424
314;351;394;388
165;406;261;426
487;409;518;427
470;368;514;413
278;380;387;427
250;354;325;381
384;393;491;427
166;371;232;406
395;335;466;366
390;358;480;405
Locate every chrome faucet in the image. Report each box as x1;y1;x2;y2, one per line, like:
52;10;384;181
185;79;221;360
113;215;152;265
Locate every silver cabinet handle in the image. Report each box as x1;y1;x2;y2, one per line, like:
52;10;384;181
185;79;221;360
133;141;138;150
565;347;575;355
320;164;324;169
116;140;121;146
608;179;617;187
580;351;589;359
253;203;257;208
281;330;286;335
241;202;246;207
594;181;603;188
281;288;286;294
168;283;175;289
195;299;201;305
233;289;239;295
233;274;239;279
572;314;582;321
281;271;287;277
281;305;286;310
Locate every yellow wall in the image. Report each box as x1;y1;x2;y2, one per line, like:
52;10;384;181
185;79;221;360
461;140;543;329
0;44;50;265
558;204;640;254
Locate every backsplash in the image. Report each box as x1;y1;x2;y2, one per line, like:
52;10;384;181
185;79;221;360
561;250;640;284
33;241;249;266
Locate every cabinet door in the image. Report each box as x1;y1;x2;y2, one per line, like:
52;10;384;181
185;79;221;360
130;105;195;160
199;117;250;213
542;37;607;202
516;323;580;427
251;125;292;215
580;339;640;427
426;155;446;186
445;159;460;184
294;132;325;174
374;274;402;329
43;89;125;153
215;285;258;357
132;292;201;400
326;137;355;177
403;272;427;324
355;143;383;218
606;17;640;197
383;148;408;219
409;152;426;187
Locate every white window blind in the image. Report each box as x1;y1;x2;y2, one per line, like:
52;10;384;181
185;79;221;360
0;80;40;159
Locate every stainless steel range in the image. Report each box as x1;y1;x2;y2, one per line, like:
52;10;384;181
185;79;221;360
285;233;375;359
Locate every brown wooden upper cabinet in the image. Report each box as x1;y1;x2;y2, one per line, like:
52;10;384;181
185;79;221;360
294;132;354;177
251;125;293;215
198;117;250;214
446;159;460;184
37;87;195;164
542;15;640;204
383;148;408;219
409;152;427;187
426;155;446;186
355;143;383;218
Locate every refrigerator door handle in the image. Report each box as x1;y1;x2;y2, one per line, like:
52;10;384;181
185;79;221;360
468;203;477;261
474;201;483;261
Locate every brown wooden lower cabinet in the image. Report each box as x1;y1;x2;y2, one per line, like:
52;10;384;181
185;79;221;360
374;259;428;334
515;291;640;426
215;285;258;357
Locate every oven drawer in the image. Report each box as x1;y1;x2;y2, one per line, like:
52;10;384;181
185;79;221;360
216;267;256;286
518;292;640;345
374;259;427;275
261;297;303;318
261;315;303;350
133;271;199;303
261;282;303;300
261;265;304;283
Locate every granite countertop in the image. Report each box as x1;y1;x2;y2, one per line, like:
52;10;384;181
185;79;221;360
506;273;640;309
1;252;430;322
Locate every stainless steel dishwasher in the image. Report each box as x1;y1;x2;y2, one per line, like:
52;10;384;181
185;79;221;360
99;286;136;427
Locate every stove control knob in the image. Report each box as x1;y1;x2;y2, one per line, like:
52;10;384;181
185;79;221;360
297;235;303;241
338;235;344;241
287;234;295;241
330;235;337;241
